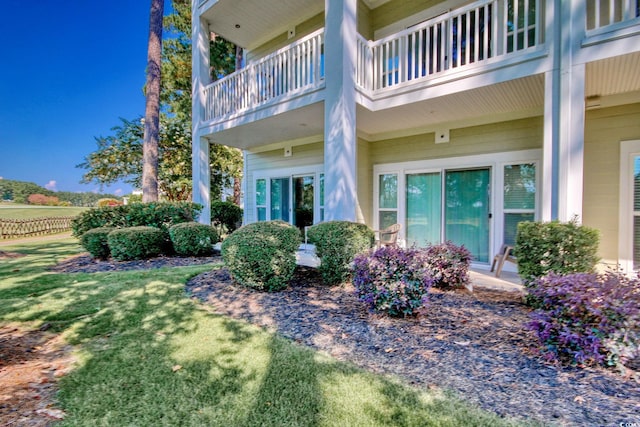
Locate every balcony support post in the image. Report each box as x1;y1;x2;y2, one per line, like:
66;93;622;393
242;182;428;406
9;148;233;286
192;3;212;223
323;0;358;221
542;0;586;223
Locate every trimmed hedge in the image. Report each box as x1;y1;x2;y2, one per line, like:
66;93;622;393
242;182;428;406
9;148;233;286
307;221;375;285
107;226;165;261
221;221;301;291
515;219;600;283
211;200;243;236
169;222;219;256
71;202;202;237
80;227;115;260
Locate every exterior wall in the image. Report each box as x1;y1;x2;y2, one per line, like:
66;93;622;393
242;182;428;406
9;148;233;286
583;103;640;267
370;0;444;34
246;13;324;63
369;117;543;165
357;0;373;39
243;142;324;223
357;138;372;224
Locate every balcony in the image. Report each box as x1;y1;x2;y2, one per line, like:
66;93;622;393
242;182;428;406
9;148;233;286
200;0;639;125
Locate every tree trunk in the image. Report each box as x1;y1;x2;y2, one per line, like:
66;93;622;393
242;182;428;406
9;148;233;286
142;0;164;202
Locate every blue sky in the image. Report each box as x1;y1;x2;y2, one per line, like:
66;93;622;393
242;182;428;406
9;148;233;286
0;1;167;196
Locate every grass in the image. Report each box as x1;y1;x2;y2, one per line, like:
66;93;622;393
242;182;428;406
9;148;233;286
0;203;87;219
0;238;533;426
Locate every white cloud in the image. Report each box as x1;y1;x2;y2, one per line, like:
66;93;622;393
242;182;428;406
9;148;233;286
45;180;57;191
114;188;123;196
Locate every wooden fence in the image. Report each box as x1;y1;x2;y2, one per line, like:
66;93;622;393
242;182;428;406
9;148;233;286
0;216;75;239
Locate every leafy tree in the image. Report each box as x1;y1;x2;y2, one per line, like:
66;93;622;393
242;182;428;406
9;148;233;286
79;0;242;204
142;0;164;202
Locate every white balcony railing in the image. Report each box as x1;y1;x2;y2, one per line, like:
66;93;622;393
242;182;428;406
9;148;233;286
201;0;639;122
587;0;640;31
358;0;542;92
204;29;324;121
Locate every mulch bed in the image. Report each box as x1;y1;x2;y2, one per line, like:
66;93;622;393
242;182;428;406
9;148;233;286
52;255;640;425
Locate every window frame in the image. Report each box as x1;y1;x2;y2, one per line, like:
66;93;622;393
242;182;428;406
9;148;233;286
618;140;640;272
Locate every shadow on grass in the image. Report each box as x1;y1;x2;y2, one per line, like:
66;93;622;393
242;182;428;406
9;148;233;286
1;239;527;426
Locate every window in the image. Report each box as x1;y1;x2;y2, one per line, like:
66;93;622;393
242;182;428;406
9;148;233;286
503;163;536;246
319;173;325;222
256;179;266;221
619;140;640;272
378;174;398;229
270;177;290;222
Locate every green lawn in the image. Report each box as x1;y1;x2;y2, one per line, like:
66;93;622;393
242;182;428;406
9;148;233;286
0;238;532;426
0;203;87;219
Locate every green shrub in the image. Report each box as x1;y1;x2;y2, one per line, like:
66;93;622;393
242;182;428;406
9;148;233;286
307;221;375;285
515;219;600;285
107;226;166;261
221;221;301;291
80;227;116;260
211;200;243;236
169;222;219;256
71;202;202;237
353;246;434;317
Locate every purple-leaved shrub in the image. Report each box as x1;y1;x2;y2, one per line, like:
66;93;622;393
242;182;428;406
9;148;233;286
527;271;640;370
423;241;471;289
352;246;434;317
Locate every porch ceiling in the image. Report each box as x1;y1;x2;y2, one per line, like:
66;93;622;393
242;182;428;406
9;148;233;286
201;0;324;51
206;102;324;150
586;52;640;98
357;75;546;139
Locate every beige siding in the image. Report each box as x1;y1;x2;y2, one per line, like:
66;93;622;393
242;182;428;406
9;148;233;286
358;0;373;40
370;0;444;34
244;142;324;223
246;13;324;63
583;103;640;266
369;117;543;165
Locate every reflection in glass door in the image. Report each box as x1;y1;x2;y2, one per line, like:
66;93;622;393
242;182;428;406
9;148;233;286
270;177;290;222
406;172;441;247
293;175;314;229
445;168;491;263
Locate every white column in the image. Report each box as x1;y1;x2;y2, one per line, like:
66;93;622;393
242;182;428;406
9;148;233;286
193;136;211;224
323;0;358;222
541;0;586;222
192;3;212;224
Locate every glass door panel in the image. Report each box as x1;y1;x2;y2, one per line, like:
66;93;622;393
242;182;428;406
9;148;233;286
406;172;441;247
270;177;290;222
293;175;314;229
445;168;490;263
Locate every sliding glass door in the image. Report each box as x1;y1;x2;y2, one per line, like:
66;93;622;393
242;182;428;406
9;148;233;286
270;177;290;222
293;175;314;229
445;168;491;263
406;172;441;247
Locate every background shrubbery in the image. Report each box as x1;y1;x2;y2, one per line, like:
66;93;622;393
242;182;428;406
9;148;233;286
221;221;301;291
107;226;166;261
307;221;375;285
169;222;219;256
353;246;434;317
527;271;640;370
211;200;243;237
71;202;202;237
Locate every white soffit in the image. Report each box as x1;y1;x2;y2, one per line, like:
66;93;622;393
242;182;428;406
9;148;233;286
586;52;640;97
358;75;545;137
202;0;324;50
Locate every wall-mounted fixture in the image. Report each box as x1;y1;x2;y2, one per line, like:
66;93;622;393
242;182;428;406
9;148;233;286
435;129;450;143
284;146;292;157
288;28;296;39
